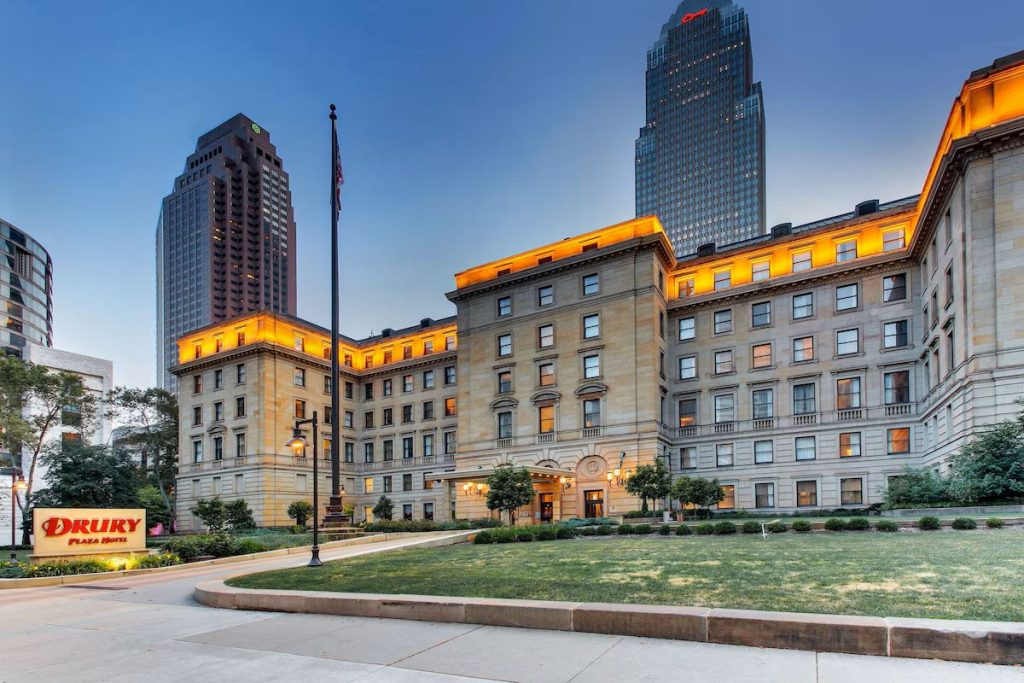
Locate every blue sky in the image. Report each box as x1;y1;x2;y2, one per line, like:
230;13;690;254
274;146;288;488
1;0;1022;388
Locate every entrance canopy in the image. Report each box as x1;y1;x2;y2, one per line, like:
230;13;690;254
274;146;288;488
430;465;576;486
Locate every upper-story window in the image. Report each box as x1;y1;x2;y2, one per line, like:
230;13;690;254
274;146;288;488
498;334;512;357
497;296;512;317
403;374;413;393
294;336;304;352
583;314;600;339
364;382;374;400
792;293;813;319
678;317;695;341
382;378;393;396
884;370;910;404
883;320;909;348
583;354;600;379
714;394;735;423
792;250;812;272
445;335;457;351
444;366;456;385
423;370;435;389
237;331;246;346
363;354;374;369
538;285;553;307
836;377;862;410
714;350;734;374
883;228;905;252
403;345;413;360
752;343;772;369
945;267;954;306
678;398;697;427
538;324;555;348
538;363;555;387
836;329;860;355
836;239;858;262
751;259;770;282
582;273;600;296
236;363;246;384
193;344;202;360
193;375;202;394
678;355;696;380
497;370;513;393
294;367;306;387
793;383;816;414
677;277;695;298
836;283;859;311
714;309;732;334
883;273;907;302
751;302;771;327
713;269;731;291
423;340;434;355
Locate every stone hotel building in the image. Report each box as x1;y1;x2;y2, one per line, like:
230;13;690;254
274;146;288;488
174;53;1024;528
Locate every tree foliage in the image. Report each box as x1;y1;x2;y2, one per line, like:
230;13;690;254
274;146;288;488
671;476;725;519
32;442;140;510
948;411;1024;503
287;501;314;528
372;495;394;521
485;465;535;526
138;485;171;527
624;459;672;513
225;499;256;530
883;467;950;507
191;498;227;532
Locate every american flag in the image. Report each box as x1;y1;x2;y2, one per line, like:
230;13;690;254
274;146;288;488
332;116;344;219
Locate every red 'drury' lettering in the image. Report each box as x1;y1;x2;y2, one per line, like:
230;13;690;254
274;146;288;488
681;8;708;24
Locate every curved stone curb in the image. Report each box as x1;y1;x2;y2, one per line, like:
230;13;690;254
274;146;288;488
0;531;472;590
194;581;1024;666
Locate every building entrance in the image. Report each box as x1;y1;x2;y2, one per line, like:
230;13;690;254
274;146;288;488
584;490;604;518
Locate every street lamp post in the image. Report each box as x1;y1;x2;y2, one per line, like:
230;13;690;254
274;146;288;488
286;411;323;567
10;472;26;561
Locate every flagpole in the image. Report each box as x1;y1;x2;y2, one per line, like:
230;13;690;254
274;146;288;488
328;104;343;523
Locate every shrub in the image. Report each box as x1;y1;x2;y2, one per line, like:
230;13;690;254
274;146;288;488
225;499;256;530
792;520;812;533
287;501;314;528
741;521;761;534
232;539;268;555
951;517;977;530
515;529;535;542
560;517;618;528
617;524;635;535
824;518;848;532
580;527;596;536
473;530;494;544
883;467;950;507
676;524;693;536
136;553;182;569
766;521;787;534
365;519;439;533
191;498;227;532
23;559;109;578
596;525;613;536
536;528;557;541
470;518;503;529
0;561;25;579
556;526;575;539
161;536;207;562
695;523;715;535
846;517;871;531
492;528;516;543
875;519;899;532
658;524;671;535
623;510;657;518
634;524;653;535
713;521;736;535
986;517;1005;529
918;516;941;531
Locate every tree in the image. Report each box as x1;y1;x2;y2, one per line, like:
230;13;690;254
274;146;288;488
485;465;535;526
138;485;171;528
225;499;256;530
191;498;227;532
0;356;97;544
287;501;314;528
883;467;950;507
32;442;140;510
106;387;179;528
671;476;725;520
948;409;1024;503
624;459;671;514
372;495;394;521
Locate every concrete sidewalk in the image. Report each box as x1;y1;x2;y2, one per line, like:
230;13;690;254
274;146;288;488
1;534;1020;682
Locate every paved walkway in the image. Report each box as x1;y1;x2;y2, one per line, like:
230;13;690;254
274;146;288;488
1;534;1020;682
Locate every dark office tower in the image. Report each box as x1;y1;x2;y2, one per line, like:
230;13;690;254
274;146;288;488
156;114;296;391
635;0;765;256
0;217;52;356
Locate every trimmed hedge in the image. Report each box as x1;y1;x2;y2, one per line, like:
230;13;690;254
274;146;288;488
846;517;871;531
713;521;736;535
676;524;693;536
580;527;597;536
596;525;613;536
875;519;899;532
741;521;761;534
473;530;494;544
617;524;635;535
556;526;576;539
658;524;671;535
792;520;812;533
766;521;788;533
634;524;654;535
824;518;848;532
918;516;941;531
951;517;977;530
695;523;715;535
986;517;1005;529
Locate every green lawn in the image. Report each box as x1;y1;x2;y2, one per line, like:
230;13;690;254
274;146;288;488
229;530;1024;621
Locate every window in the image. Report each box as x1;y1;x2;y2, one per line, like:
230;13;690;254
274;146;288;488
382;407;393;426
403;473;413;492
836;377;862;409
402;346;412;360
423;370;435;389
539;363;555;386
193;345;202;360
498;370;513;393
403;375;413;393
793;383;816;414
214;369;223;390
795;436;816;461
888;427;911;454
839;432;862;457
883;228;905;252
446;335;457;351
383;350;393;365
836;329;859;355
752;343;772;369
498;334;512;357
237;331;246;347
345;381;354;399
755;482;775;508
680;447;696;469
364;382;374;400
423;339;434;355
677;355;697;380
444;397;457;417
840;477;864;505
751;301;771;327
945;267;954;306
714;394;735;423
583;355;600;379
423;401;434;420
364;443;375;463
235;396;246;417
538;285;553;306
344;354;353;367
792;336;814;362
192;440;202;463
677;277;695;298
444;430;456;454
714;309;732;334
444;366;456;385
323;375;333;395
754;440;773;464
538;324;554;348
235;432;246;458
382;378;393;396
582;273;599;295
383;441;394;461
213;437;223;460
498;411;513;439
713;270;731;290
792;293;813;319
836;283;859;311
538;405;555;433
678;317;695;341
836;239;857;262
344;410;354;428
402;437;414;459
946;329;955;373
345;442;354;463
716;444;734;467
294;336;305;352
192;405;202;426
714;350;733;374
497;296;511;317
751;260;770;282
792;250;812;272
882;273;907;303
718;484;735;509
423;502;434;521
364;477;374;493
752;389;774;419
383;475;393;493
678;398;697;427
193;375;202;394
583;399;601;428
796;481;817;507
364;411;374;429
236;364;246;384
294;367;306;387
943;210;953;246
583;314;600;339
930;291;939;327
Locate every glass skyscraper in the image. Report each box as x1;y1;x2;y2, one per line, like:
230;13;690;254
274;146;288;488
156;114;296;391
635;0;765;256
0;217;52;356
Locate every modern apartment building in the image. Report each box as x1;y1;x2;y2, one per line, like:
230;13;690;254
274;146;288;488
635;0;765;256
173;53;1024;526
156;114;297;392
0;217;52;356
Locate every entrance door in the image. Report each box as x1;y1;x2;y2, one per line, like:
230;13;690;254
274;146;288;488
584;490;604;519
539;493;553;522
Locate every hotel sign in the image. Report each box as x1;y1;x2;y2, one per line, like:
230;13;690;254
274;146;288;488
33;508;146;557
681;8;708;24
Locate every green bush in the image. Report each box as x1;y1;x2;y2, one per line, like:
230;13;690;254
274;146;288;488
560;517;619;528
596;525;613;536
492;528;516;543
617;524;635;535
23;559;109;578
986;517;1005;529
695;523;715;535
233;539;268;555
515;530;535;542
658;524;671;535
556;526;575;539
883;467;950;508
634;524;653;535
676;524;693;536
0;561;25;579
792;520;812;533
536;528;557;541
136;553;182;569
846;517;871;531
161;536;207;562
824;518;848;532
741;521;761;534
951;517;977;530
287;501;314;528
918;516;941;531
623;510;659;518
473;530;494;544
365;519;439;533
580;527;597;536
225;499;257;530
875;519;899;532
713;521;736;535
470;518;503;529
766;521;787;534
